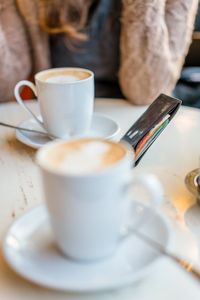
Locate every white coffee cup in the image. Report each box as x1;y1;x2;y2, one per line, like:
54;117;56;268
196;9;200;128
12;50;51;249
36;138;163;262
14;68;94;138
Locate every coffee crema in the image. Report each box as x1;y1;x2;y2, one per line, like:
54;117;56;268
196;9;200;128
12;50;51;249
38;69;91;84
39;138;126;175
46;75;80;84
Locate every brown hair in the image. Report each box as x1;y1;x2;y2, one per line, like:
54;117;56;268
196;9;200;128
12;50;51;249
38;0;93;42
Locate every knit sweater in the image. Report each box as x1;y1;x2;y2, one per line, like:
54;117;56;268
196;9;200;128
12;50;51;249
0;0;198;104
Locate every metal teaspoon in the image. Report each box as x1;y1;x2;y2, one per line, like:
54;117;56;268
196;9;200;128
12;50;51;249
0;121;58;139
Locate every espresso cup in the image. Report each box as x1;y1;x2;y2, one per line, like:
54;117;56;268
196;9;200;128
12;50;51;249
36;138;163;261
14;68;94;138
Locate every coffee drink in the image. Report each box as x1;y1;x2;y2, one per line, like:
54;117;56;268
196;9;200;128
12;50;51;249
40;69;91;84
15;67;94;138
36;138;162;261
40;138;126;174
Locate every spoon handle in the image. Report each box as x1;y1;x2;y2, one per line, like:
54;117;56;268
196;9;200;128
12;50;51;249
0;122;56;139
172;255;200;280
133;228;200;282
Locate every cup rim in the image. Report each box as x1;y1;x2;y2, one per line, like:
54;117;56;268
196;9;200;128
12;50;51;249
35;67;94;85
36;138;135;178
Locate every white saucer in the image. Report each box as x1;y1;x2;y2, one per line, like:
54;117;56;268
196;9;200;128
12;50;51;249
3;204;171;292
16;113;120;149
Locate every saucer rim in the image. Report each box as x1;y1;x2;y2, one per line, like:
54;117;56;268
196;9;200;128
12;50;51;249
3;204;172;292
15;113;121;149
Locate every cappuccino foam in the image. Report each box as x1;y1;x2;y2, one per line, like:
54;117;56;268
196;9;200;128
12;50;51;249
39;69;91;83
40;139;126;175
46;75;80;84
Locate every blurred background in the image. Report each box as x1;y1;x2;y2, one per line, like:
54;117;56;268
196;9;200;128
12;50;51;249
174;3;200;108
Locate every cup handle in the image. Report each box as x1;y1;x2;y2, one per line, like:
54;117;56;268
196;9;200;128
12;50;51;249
121;172;163;236
14;80;44;129
130;173;163;207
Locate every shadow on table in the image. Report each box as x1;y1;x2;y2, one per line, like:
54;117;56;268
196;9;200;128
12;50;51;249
5;134;35;157
184;202;200;258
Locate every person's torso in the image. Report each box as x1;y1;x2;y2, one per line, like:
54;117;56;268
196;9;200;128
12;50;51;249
50;0;123;98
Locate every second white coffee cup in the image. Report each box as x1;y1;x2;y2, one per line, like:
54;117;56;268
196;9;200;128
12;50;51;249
36;138;163;262
14;68;94;138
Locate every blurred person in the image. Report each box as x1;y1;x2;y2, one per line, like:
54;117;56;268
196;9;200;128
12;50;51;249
0;0;198;103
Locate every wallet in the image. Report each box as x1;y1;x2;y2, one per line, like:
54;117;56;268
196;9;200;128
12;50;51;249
121;93;182;166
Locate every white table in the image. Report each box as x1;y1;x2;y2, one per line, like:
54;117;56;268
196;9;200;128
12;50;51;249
0;99;200;299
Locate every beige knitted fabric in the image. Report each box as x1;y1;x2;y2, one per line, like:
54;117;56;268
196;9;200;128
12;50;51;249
0;0;198;103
